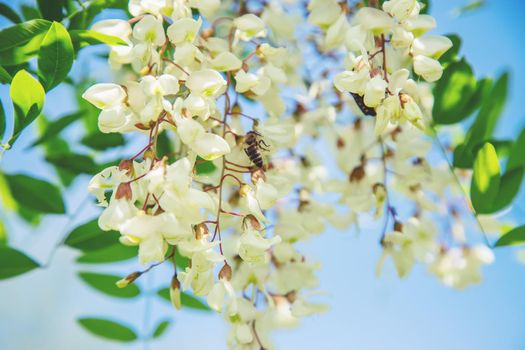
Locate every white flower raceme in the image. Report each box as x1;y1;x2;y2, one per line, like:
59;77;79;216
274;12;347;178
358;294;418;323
83;2;496;349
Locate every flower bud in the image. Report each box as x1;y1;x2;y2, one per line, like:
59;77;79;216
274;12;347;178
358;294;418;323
170;275;182;310
116;271;141;288
218;263;232;281
119;159;134;176
251;168;266;184
115;182;132;200
243;214;262;231
349;165;365;182
195;223;209;240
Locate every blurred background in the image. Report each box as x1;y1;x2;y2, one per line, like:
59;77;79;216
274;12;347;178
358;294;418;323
1;0;525;349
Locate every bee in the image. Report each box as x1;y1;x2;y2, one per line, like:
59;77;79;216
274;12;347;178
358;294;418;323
351;92;377;117
244;131;270;169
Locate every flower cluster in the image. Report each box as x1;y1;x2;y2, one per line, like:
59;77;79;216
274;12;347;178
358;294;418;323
84;0;496;348
310;0;494;288
84;1;325;348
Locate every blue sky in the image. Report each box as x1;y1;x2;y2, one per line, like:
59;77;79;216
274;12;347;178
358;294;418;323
1;1;525;349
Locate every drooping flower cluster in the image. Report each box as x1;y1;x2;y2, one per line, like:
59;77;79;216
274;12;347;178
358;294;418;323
309;0;494;288
84;0;496;348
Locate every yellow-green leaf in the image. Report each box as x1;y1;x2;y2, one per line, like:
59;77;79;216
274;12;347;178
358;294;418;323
8;70;45;146
471;142;500;214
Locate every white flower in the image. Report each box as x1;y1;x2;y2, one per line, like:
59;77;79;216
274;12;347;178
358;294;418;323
383;0;420;21
411;35;453;59
174;115;231;160
98;105;135;133
188;0;220;17
353;7;394;35
129;0;169;17
209;52;242;72
82;83;126;109
233;14;266;41
88;166;126;206
132;15;166;46
207;280;237;314
307;0;341;29
191;133;231;160
167;17;202;45
238;229;281;264
186;69;227;97
403;14;436;36
91;19;132;42
334;69;369;95
120;212;191;264
413;55;443;82
364;76;388;107
98;199;138;231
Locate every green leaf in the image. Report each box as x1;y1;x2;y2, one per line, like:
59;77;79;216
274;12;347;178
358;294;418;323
157;288;210;311
175;249;189;269
495;226;525;247
0;65;12;84
64;219;120;251
196;156;217;174
454;0;486;16
0;101;5;142
31;110;84;147
37;0;64;21
77;244;136;264
8;70;45;146
507;127;525;171
4;174;65;214
37;21;74;91
78;272;140;298
492;167;524;212
78;318;138;342
466;72;509;148
81;131;125;150
0;221;7;245
45;153;99;175
0;19;52;65
69;29;127;50
432;58;477;125
0;246;39;280
68;0;128;30
471;142;500;214
152;319;171;338
0;3;22;23
419;0;430;14
20;5;41;21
